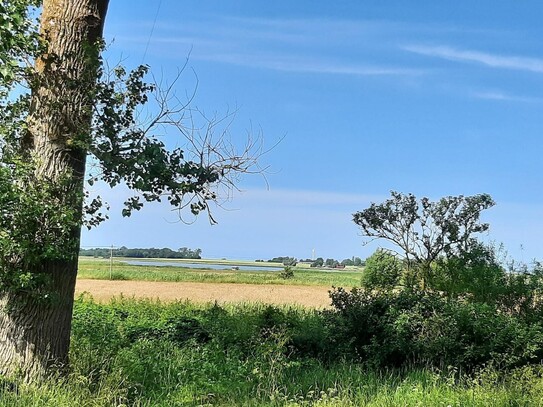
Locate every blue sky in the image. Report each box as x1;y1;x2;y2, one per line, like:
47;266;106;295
82;1;543;262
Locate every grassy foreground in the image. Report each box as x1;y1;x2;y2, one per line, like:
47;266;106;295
77;258;361;287
2;296;543;406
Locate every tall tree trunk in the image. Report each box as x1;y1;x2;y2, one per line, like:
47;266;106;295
0;0;109;382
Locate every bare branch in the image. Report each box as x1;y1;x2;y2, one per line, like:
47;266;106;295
87;59;276;224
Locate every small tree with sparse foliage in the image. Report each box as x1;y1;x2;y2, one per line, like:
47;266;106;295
279;266;294;280
353;191;495;290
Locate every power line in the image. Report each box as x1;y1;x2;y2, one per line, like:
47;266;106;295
141;0;163;64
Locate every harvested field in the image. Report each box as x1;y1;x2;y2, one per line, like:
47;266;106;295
75;279;333;308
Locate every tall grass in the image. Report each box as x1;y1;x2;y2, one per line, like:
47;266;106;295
2;296;543;406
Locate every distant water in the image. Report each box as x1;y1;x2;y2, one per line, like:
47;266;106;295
122;260;283;272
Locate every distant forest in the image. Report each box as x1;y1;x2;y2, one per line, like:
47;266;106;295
260;256;364;267
79;246;202;259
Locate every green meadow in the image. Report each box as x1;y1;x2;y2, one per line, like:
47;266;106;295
77;258;362;287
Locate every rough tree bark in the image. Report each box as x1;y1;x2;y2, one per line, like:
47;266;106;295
0;0;109;381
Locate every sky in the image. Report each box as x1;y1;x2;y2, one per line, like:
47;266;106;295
82;0;543;262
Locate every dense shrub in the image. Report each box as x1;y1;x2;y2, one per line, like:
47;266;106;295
497;263;543;320
431;243;507;303
429;245;543;321
326;288;436;366
326;287;543;371
361;249;402;291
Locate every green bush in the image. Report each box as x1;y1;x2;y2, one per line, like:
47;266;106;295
108;271;128;280
431;244;543;322
361;249;402;291
327;287;543;371
431;243;506;302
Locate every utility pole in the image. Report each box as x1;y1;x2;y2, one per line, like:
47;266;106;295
109;245;113;280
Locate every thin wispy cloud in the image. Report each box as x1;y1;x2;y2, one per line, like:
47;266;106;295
471;90;541;103
403;44;543;73
196;52;423;76
118;37;424;77
125;17;407;46
217;16;498;44
112;16;426;78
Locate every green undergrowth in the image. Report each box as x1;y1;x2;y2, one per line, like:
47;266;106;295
2;295;543;406
77;258;361;287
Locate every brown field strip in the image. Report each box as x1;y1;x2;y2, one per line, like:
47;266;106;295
75;279;334;308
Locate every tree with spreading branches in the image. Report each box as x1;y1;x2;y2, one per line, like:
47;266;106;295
353;191;495;290
0;0;266;381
